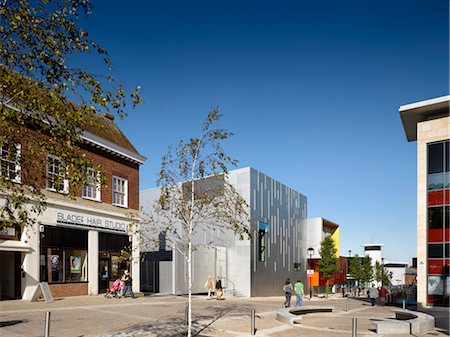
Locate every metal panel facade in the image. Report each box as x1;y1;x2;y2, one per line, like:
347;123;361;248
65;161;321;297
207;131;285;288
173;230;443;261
248;168;307;296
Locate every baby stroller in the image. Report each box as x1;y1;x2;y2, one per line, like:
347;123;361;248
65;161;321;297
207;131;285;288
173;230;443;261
104;278;122;298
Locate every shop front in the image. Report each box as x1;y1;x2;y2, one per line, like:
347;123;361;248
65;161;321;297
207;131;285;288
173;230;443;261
20;205;139;300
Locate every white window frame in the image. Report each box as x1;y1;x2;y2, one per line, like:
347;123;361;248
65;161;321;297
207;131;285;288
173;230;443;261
112;176;128;208
0;143;21;183
82;167;101;201
46;155;68;193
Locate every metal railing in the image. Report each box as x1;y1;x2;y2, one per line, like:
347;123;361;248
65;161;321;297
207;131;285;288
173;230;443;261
219;276;236;297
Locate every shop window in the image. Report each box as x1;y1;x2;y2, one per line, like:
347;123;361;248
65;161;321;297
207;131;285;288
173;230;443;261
82;168;101;201
65;250;88;282
0;142;21;183
428;143;444;174
42;248;64;283
428;275;444;295
46;155;68;193
112;176;128;207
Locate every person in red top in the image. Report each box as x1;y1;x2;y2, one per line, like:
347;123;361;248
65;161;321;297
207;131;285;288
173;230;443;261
378;286;388;306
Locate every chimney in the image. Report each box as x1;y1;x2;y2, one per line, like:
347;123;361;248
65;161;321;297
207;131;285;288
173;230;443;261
102;113;115;121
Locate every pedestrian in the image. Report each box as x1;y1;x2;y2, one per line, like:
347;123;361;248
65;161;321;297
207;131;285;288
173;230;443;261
368;283;378;306
379;285;388;306
121;269;137;299
215;276;223;300
294;278;304;307
283;278;293;308
204;275;214;299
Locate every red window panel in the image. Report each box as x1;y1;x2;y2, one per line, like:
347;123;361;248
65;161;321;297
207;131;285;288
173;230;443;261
445;190;450;205
445;229;450;241
428;229;444;243
428;259;444;274
428;190;444;206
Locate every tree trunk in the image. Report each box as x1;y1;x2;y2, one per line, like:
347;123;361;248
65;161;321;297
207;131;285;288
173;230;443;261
326;279;329;298
187;236;192;337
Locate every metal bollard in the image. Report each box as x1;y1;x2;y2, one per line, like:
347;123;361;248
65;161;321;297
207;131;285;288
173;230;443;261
184;302;189;325
251;309;256;335
352;318;357;337
44;311;51;337
402;299;406;309
346;296;349;311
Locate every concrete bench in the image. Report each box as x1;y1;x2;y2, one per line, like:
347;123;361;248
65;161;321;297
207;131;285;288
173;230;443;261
392;309;435;336
372;309;435;336
276;306;334;325
373;320;411;334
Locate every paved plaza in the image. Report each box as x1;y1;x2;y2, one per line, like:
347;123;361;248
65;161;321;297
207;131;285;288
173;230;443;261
0;294;448;337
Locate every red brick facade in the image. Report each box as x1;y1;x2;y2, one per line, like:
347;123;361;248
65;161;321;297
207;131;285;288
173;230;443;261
18;126;140;211
48;283;88;297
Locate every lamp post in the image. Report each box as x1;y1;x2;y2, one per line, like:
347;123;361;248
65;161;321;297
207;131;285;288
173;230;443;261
307;247;315;299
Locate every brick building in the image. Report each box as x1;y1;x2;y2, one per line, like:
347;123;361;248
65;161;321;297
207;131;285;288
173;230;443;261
0;109;145;300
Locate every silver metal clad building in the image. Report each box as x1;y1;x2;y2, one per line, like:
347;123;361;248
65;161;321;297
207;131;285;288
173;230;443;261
140;167;308;297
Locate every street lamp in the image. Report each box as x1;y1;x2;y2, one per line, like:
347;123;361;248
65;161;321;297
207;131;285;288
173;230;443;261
307;247;315;299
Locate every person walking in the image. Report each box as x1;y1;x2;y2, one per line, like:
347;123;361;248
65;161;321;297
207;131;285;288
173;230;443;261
283;278;293;308
368;283;378;306
294;278;304;307
379;285;388;306
121;269;137;299
215;276;223;300
204;275;214;299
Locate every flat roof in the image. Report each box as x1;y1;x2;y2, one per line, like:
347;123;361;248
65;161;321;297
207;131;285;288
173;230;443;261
399;95;450;142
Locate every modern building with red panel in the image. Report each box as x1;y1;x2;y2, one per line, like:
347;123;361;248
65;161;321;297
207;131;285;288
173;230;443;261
399;95;449;308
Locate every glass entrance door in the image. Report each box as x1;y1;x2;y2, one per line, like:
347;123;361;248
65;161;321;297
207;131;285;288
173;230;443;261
99;256;110;293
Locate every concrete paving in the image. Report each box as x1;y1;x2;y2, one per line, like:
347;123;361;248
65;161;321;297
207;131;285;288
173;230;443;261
0;294;448;337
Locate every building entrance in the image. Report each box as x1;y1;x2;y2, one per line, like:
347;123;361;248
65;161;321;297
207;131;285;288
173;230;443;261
0;252;21;300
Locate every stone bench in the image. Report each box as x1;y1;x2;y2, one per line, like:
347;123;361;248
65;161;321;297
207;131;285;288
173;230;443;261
373;320;411;334
372;309;435;336
392;309;435;336
276;306;334;325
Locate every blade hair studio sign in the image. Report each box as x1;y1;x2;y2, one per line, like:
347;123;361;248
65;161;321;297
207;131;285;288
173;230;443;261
56;211;128;233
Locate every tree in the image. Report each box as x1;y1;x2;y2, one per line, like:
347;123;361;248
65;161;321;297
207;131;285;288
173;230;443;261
0;0;142;230
318;235;339;297
349;254;363;287
375;261;392;286
140;108;250;337
361;255;374;287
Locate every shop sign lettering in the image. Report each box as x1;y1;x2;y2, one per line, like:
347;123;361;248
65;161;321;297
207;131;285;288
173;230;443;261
56;212;127;232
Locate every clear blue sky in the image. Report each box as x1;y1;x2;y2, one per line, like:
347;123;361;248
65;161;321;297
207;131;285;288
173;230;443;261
79;0;448;262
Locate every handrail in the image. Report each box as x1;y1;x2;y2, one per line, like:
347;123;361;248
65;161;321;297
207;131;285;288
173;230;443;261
219;276;236;297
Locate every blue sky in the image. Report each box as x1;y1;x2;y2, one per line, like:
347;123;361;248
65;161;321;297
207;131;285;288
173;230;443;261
79;0;448;262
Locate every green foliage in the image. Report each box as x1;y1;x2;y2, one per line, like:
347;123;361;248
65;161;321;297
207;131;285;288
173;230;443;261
0;0;142;230
349;254;363;282
375;261;392;286
361;255;374;285
318;235;339;280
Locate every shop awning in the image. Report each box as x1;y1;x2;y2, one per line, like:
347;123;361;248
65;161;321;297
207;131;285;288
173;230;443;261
0;240;31;252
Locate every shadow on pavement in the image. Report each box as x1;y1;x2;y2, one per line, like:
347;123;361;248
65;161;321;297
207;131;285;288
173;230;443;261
0;319;28;327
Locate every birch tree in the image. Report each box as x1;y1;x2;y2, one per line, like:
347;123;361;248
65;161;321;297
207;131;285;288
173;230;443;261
140;108;250;337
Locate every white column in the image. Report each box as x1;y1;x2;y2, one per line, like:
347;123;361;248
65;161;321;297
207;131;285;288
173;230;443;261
21;224;40;300
132;232;140;292
88;230;99;295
